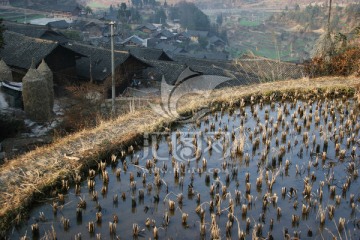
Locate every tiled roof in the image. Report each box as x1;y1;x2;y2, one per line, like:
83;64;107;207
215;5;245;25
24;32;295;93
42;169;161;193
116;45;173;61
121;35;146;46
99;42;174;61
153;29;174;38
66;43;151;82
179;52;229;61
3;21;68;43
46;20;69;29
3;21;47;38
154;42;185;55
143;59;187;85
172;54;233;69
0;31;59;69
65;42;132;81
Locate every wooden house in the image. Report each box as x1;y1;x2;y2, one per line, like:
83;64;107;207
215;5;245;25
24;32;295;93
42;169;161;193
0;31;83;84
152;29;175;41
116;45;173;61
177;30;209;43
50;4;82;17
65;43;151;98
81;21;105;39
208;36;226;51
136;23;158;34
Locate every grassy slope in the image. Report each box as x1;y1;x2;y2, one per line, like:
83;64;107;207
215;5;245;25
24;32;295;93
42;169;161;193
0;76;359;236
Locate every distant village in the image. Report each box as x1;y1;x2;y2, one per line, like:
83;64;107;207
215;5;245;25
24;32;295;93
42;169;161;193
0;2;303;95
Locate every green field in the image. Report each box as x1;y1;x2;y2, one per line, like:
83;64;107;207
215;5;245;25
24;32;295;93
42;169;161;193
87;1;108;9
239;19;262;27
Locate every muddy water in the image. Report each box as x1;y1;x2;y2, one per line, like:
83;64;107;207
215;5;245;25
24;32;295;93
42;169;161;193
11;97;360;239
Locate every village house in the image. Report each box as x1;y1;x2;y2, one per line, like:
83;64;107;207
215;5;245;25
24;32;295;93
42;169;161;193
116;45;173;61
178;30;209;43
208;35;227;51
174;31;190;42
65;43;151;98
82;21;106;39
121;35;147;47
136;23;158;34
48;4;82;18
0;31;83;84
152;29;175;41
142;59;188;86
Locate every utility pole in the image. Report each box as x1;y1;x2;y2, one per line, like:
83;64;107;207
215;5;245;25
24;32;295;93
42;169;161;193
327;0;332;33
110;21;116;114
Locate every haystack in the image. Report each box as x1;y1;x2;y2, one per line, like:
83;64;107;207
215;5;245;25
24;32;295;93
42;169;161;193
0;59;13;82
22;64;51;122
37;59;54;112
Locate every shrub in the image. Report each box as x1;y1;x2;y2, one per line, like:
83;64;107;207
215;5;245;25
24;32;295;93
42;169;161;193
305;46;360;77
55;83;105;135
0;114;25;140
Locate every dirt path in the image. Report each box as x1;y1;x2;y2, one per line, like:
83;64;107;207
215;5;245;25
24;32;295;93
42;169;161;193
0;77;359;236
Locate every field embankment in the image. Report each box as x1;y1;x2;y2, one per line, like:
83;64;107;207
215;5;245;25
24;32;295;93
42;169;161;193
0;76;359;237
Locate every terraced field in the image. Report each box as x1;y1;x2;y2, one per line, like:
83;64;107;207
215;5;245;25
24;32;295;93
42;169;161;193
8;81;360;240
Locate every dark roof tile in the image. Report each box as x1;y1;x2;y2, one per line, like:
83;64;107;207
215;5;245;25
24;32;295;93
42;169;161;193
115;45;173;61
46;20;69;29
0;31;59;69
143;59;186;85
65;42;131;81
3;21;68;43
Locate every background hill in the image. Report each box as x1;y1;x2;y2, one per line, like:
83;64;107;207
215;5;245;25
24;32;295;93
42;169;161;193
164;0;358;8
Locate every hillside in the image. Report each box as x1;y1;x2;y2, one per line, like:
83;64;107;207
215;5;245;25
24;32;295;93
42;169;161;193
270;2;360;33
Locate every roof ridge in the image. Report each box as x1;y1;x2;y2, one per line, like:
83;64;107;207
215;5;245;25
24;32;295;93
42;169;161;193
70;42;129;55
5;31;58;45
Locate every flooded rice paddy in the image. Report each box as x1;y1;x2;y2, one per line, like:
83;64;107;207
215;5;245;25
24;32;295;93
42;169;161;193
11;95;360;239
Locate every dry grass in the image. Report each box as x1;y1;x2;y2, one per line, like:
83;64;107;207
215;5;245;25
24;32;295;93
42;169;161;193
234;56;305;82
0;76;359;237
